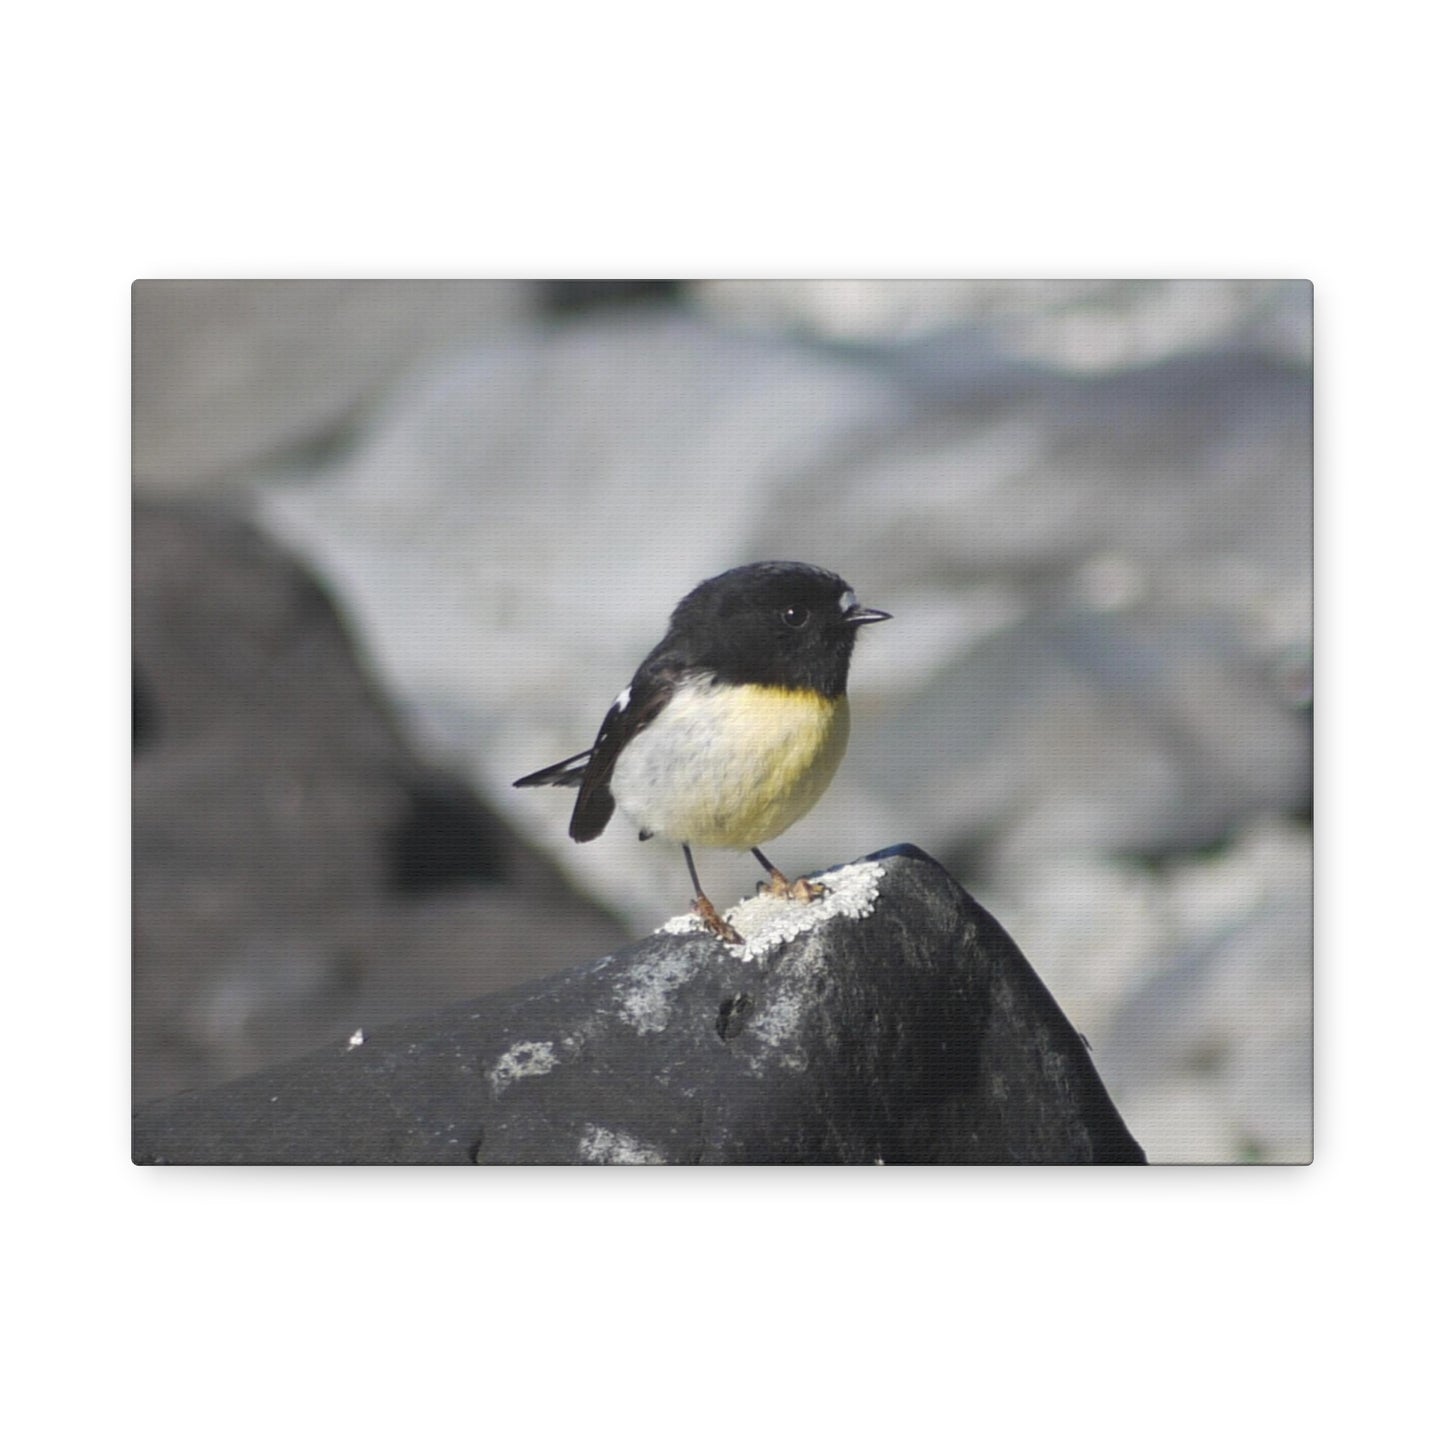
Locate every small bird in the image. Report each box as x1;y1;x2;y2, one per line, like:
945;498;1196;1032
514;561;891;944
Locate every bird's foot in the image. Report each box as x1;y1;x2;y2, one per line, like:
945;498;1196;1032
694;894;744;946
759;868;829;904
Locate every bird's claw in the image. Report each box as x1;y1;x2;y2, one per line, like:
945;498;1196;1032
694;895;744;946
759;869;828;903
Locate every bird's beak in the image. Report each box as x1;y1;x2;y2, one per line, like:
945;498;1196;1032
845;604;892;626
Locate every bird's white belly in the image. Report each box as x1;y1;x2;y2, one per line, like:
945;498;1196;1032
611;679;850;849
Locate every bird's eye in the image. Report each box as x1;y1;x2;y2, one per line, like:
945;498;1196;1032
781;605;810;628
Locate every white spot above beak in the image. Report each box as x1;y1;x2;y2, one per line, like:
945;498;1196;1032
839;589;857;613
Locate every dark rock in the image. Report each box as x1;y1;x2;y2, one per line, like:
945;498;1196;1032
132;848;1146;1165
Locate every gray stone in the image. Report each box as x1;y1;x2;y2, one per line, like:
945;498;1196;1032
132;280;532;492
691;280;1311;369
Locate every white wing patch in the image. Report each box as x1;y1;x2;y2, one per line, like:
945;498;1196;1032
613;685;632;713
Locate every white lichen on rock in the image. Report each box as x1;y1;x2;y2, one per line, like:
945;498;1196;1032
745;986;810;1070
656;859;886;961
487;1039;560;1095
613;949;701;1033
578;1124;665;1164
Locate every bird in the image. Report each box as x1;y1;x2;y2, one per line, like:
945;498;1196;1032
513;561;891;944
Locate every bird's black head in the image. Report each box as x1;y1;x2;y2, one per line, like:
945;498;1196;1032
663;561;890;697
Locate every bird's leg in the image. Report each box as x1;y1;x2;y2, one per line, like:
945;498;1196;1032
751;847;828;903
683;845;743;945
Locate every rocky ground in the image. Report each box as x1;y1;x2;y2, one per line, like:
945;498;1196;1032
132;279;1312;1161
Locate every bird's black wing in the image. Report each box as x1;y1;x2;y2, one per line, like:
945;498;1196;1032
567;654;683;842
513;652;685;843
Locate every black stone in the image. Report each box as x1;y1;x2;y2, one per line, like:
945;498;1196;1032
132;847;1146;1165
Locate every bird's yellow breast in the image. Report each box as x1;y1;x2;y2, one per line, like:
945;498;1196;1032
610;681;850;849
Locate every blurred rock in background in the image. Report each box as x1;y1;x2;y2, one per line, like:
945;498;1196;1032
132;279;1312;1160
132;280;535;493
132;498;624;1104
